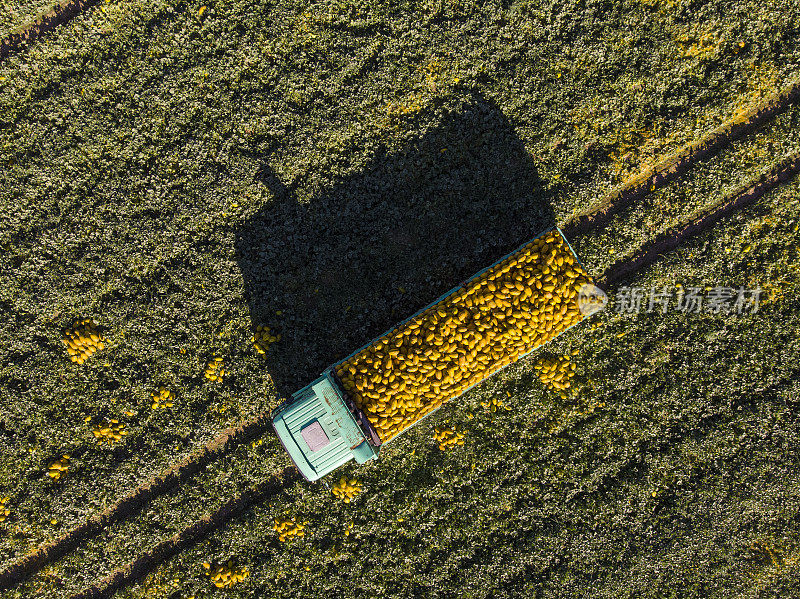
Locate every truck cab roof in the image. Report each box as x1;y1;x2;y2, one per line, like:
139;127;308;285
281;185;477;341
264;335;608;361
271;372;378;481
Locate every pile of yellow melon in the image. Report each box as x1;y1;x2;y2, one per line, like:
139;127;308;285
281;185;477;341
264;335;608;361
47;455;70;480
331;476;363;502
273;517;307;542
335;230;592;442
92;419;127;445
203;560;249;588
204;357;227;382
481;398;511;412
252;325;280;355
0;496;10;523
433;426;465;450
151;387;175;409
535;354;576;398
62;319;106;364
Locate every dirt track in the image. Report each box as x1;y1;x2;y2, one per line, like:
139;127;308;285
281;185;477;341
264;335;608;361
561;81;800;239
0;412;273;591
598;152;800;290
0;0;103;61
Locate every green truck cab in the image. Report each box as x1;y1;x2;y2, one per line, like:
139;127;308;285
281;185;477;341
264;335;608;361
271;369;380;481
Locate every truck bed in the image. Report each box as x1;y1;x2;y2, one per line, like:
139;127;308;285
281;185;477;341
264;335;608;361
333;227;594;444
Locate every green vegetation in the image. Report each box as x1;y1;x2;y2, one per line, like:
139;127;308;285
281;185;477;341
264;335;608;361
0;0;799;596
114;168;800;599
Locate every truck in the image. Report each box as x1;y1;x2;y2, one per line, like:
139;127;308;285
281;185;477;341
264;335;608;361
271;227;598;481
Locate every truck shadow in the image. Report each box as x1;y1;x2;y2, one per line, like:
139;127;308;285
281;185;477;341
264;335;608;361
235;94;556;397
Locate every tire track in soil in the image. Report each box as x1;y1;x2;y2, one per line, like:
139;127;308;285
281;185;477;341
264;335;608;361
560;80;800;239
0;412;274;591
597;152;800;291
67;155;800;599
0;0;103;62
69;467;301;599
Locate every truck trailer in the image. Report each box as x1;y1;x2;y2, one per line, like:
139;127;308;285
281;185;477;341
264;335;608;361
272;227;596;481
